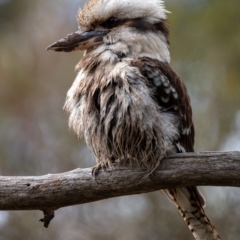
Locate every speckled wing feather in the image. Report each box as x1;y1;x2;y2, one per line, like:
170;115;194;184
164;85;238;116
131;57;221;240
131;57;194;153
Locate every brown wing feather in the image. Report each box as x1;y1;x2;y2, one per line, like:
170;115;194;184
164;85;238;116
131;57;194;152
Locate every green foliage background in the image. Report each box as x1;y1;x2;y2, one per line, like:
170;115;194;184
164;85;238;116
0;0;239;239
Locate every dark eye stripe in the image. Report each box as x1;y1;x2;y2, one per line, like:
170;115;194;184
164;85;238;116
102;17;121;29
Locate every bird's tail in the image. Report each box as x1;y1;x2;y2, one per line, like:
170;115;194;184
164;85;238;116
164;187;221;240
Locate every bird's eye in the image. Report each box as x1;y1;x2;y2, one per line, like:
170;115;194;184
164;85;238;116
102;17;120;28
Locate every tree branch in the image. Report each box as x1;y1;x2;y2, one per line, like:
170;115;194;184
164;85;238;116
0;151;239;227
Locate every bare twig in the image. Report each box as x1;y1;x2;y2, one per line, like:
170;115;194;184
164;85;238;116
0;151;239;227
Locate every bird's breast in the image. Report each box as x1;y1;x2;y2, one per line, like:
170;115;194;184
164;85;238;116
64;61;178;170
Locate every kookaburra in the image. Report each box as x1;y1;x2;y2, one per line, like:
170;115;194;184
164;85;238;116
47;0;221;239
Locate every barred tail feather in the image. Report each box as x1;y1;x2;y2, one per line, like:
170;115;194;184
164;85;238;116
165;187;221;240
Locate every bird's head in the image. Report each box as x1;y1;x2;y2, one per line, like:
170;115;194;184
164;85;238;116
47;0;170;62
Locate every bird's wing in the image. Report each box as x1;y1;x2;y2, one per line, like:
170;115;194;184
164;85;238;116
131;57;194;153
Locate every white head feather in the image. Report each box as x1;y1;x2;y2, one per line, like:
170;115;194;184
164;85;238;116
78;0;169;29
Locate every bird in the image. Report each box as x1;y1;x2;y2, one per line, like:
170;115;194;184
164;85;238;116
47;0;221;239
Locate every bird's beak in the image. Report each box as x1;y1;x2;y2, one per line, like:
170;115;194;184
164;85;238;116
46;29;108;52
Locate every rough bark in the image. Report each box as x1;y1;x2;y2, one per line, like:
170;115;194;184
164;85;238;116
0;151;239;227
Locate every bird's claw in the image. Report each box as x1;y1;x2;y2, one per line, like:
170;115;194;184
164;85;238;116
92;161;113;177
92;163;106;177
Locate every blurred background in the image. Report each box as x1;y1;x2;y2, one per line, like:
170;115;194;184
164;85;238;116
0;0;239;239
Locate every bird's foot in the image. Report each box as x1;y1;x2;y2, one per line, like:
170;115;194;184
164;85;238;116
92;162;106;178
92;162;108;177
